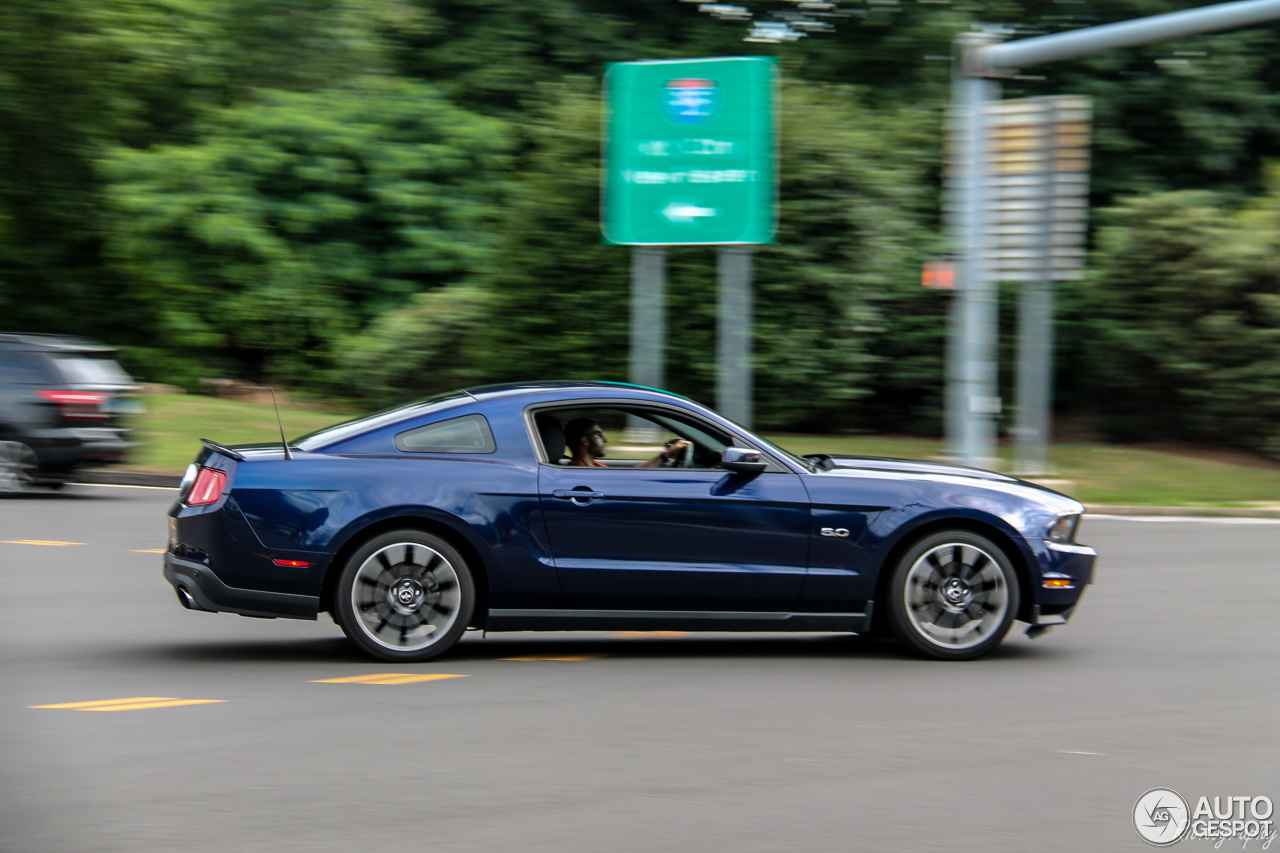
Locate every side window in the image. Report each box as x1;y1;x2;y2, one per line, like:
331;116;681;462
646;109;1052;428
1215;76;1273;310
395;414;495;454
534;404;739;469
0;351;55;384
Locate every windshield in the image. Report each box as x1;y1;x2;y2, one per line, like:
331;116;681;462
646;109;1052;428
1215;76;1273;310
749;435;817;472
294;391;473;451
699;407;816;472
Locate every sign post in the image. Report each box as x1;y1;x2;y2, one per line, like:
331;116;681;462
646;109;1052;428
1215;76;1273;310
604;57;777;429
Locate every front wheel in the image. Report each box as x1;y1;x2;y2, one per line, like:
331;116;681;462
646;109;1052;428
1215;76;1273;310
886;530;1020;661
334;530;475;663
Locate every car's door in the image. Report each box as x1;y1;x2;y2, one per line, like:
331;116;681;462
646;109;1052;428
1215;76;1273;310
536;408;811;612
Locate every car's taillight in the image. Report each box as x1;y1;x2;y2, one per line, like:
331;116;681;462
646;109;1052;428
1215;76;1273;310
186;467;227;506
35;389;109;420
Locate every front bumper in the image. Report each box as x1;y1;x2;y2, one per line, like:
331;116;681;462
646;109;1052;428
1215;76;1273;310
1024;539;1096;637
164;553;319;620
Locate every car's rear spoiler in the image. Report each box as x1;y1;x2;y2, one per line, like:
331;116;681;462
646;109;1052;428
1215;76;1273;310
200;438;246;462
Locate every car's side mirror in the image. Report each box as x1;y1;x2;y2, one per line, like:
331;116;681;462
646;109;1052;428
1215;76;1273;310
720;447;767;474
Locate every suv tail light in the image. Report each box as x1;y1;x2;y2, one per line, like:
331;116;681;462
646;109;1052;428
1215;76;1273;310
35;389;109;420
186;467;227;506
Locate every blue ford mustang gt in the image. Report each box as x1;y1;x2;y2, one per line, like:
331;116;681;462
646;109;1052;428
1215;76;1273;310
164;381;1096;662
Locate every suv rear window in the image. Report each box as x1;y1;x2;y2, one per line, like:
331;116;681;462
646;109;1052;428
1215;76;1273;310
51;355;134;387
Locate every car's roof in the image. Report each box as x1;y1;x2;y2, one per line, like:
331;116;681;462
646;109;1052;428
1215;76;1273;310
464;380;688;401
0;332;117;354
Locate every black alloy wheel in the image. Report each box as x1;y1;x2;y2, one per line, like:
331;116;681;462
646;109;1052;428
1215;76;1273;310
334;529;475;663
886;529;1020;661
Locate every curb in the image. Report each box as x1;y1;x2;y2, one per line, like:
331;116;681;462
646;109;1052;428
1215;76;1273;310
75;470;181;488
1084;505;1280;518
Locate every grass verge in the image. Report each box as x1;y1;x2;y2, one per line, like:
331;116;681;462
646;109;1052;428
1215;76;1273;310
119;394;1280;507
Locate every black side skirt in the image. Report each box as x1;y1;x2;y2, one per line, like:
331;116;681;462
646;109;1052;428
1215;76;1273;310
483;607;873;634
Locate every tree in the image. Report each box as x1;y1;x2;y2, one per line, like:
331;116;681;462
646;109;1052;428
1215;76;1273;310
0;0;402;351
1066;185;1280;456
101;79;511;386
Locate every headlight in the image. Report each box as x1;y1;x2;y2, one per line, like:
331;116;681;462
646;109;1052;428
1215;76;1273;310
1047;514;1080;544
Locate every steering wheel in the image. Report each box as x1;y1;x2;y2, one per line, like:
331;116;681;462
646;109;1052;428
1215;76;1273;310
664;439;695;468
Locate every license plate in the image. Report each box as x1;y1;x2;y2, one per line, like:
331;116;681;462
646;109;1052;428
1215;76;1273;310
104;399;144;414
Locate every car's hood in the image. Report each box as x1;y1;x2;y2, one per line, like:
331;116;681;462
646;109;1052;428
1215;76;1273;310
821;455;1014;481
809;455;1083;513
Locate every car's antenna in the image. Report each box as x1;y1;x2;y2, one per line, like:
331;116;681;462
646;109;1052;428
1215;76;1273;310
269;386;293;461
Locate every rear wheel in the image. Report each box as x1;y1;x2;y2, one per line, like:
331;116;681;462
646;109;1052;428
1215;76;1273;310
0;440;38;495
886;530;1019;661
334;530;475;663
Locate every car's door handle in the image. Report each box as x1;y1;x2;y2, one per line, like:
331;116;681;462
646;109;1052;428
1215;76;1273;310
552;489;605;503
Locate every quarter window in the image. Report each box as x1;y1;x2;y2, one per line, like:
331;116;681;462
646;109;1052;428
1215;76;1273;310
395;414;496;454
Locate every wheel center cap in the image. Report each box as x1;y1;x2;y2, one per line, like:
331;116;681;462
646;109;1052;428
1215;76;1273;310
940;577;972;608
389;578;425;613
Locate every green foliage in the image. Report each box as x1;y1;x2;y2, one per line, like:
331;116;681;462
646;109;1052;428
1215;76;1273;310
6;0;1280;447
338;284;493;404
387;0;746;114
1070;186;1280;456
101;79;511;386
0;0;398;346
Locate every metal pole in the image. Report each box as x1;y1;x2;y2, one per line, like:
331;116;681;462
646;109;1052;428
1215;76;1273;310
627;246;666;439
951;0;1280;469
950;35;1001;468
977;0;1280;72
1014;99;1056;476
717;245;753;428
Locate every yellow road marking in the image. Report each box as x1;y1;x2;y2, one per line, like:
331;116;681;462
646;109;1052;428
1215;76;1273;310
4;540;86;546
500;654;605;662
610;631;691;639
30;697;225;711
131;549;167;554
311;673;468;685
84;699;225;711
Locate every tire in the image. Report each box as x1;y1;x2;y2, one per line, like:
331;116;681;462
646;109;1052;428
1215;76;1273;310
334;529;475;663
885;529;1020;661
0;440;39;496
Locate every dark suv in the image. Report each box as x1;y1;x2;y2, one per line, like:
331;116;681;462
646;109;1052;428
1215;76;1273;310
0;333;138;493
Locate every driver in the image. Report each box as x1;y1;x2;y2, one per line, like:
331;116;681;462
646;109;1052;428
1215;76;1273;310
563;418;689;468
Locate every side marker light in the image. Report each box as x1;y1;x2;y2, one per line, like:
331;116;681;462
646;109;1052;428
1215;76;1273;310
272;559;311;568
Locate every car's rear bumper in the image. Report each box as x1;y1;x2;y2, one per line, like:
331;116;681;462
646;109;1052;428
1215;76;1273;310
163;553;319;620
29;427;132;472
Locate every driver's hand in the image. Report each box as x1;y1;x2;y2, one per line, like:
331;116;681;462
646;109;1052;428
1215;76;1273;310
663;439;690;459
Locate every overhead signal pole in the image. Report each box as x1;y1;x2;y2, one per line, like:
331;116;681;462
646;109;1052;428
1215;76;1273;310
947;0;1280;469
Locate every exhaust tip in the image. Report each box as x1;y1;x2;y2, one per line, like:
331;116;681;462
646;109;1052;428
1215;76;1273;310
176;587;196;610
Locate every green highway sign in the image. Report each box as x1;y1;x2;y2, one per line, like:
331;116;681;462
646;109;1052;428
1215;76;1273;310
603;57;778;246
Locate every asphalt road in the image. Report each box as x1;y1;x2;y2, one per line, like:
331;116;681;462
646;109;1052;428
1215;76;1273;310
2;485;1277;852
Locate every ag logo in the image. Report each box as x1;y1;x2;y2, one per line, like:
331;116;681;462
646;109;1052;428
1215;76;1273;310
665;78;717;126
820;528;850;538
1134;788;1190;846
